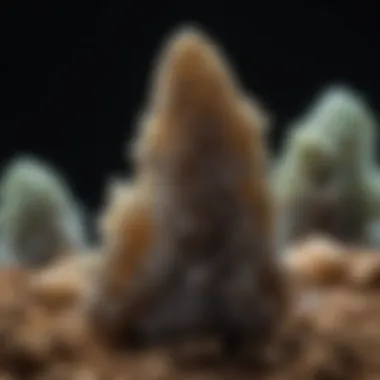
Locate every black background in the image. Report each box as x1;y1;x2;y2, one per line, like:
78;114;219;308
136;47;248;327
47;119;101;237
1;0;379;212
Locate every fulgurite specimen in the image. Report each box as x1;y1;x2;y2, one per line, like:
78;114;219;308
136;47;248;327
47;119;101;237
88;25;287;359
273;85;380;249
0;155;86;268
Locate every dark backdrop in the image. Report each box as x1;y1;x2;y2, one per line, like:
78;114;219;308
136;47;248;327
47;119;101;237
1;0;379;212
